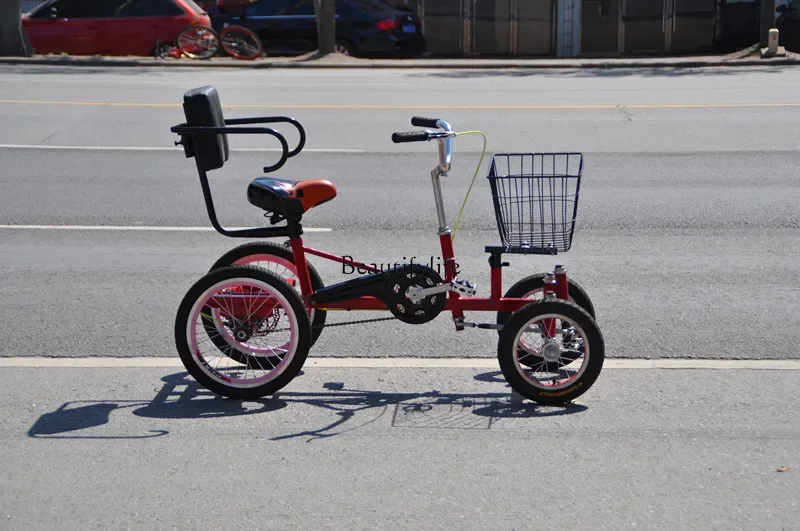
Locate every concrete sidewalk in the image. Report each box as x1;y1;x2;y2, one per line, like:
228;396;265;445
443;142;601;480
1;48;799;69
2;365;799;529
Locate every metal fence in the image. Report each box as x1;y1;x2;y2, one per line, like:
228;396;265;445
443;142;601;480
387;0;558;57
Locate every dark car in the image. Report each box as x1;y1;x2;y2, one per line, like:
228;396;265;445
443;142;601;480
776;1;800;52
213;0;425;58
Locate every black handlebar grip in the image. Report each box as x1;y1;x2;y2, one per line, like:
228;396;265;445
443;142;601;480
392;131;429;143
411;116;440;128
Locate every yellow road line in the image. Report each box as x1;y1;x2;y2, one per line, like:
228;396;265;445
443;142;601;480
2;99;800;110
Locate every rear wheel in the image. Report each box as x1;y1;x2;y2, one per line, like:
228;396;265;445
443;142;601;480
199;242;324;382
207;241;326;346
220;25;263;60
175;265;311;400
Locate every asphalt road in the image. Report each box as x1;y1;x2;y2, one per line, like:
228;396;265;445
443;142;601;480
1;64;800;530
1;65;800;359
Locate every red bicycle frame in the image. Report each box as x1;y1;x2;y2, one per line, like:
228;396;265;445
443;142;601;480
285;232;570;331
185;113;571;336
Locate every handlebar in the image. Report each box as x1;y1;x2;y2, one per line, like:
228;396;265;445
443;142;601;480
410;116;440;128
391;116;454;174
392;131;429;143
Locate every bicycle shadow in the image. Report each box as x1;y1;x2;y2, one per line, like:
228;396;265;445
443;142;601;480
27;370;587;441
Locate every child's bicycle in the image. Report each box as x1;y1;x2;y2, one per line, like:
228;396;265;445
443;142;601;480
154;24;263;60
170;86;605;406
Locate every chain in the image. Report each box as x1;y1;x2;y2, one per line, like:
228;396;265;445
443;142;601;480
259;316;398;334
312;316;396;329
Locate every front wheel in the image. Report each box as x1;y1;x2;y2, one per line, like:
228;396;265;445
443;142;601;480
497;273;596;368
175;265;311;400
176;25;220;60
497;300;604;406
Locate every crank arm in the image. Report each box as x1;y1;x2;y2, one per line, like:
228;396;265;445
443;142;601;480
406;283;451;305
406;279;479;305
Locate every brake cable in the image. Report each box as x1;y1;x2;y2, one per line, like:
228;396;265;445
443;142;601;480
450;130;488;242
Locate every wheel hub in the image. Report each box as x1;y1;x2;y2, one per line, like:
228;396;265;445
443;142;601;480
233;327;252;342
541;341;561;363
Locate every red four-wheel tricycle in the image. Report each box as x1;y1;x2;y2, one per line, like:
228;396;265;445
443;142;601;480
170;86;604;406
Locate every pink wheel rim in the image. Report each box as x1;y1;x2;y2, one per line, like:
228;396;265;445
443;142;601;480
188;277;299;388
512;313;589;391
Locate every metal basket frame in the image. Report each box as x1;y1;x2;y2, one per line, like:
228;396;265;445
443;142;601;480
486;152;583;254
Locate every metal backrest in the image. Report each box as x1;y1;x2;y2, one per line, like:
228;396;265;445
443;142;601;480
181;86;230;171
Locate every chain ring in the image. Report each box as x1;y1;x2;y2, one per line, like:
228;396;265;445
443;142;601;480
383;264;446;324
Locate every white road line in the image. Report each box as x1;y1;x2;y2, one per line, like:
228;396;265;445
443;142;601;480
0;357;798;369
0;225;332;232
0;144;366;153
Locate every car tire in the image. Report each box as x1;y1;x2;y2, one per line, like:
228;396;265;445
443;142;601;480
335;40;355;56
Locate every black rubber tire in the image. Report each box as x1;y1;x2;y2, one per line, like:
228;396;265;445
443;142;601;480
151;42;173;58
497;299;605;406
496;273;596;327
497;273;596;368
335;39;355;56
209;241;327;345
175;265;311;400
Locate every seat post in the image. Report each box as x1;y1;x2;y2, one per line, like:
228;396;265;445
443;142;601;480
487;251;509;299
287;221;314;299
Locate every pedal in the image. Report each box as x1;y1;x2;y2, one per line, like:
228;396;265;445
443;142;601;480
450;279;477;297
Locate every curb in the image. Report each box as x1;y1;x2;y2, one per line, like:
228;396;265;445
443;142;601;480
1;56;799;69
2;357;799;369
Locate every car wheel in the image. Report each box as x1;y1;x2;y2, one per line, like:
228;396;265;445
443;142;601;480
336;40;354;56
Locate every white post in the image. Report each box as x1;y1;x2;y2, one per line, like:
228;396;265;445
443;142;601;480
760;26;785;57
768;28;779;54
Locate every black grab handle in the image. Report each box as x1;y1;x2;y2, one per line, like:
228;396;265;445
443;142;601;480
411;116;440;128
224;116;306;158
392;131;430;143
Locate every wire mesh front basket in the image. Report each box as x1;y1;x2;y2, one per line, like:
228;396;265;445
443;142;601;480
486;153;583;254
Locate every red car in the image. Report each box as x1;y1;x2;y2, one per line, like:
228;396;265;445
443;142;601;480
22;0;211;56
